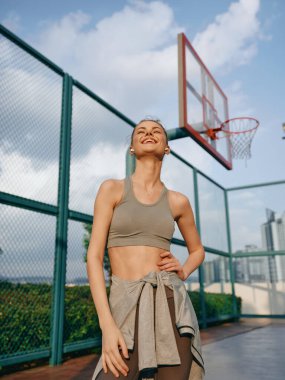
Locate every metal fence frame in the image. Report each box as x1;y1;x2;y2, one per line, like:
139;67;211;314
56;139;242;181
1;24;285;368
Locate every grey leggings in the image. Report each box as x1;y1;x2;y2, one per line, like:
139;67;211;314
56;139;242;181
96;284;193;380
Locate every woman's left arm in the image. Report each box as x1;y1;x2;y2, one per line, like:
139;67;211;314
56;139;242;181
158;193;205;281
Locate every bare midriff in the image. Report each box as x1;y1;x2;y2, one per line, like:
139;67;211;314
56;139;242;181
108;245;168;281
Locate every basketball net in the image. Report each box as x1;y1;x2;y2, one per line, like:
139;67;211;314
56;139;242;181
207;117;259;167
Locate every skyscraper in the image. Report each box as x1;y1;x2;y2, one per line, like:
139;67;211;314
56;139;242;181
261;208;285;282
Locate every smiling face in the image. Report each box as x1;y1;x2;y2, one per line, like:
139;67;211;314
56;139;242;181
130;119;170;159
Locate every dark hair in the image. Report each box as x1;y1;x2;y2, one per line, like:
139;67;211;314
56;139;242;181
131;117;169;145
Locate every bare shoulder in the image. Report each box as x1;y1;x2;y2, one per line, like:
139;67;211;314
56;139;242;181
167;188;192;222
97;177;125;207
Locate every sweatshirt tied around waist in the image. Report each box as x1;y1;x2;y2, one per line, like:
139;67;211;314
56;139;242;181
92;270;205;380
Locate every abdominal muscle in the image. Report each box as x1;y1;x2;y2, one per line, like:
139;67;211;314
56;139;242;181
108;245;167;281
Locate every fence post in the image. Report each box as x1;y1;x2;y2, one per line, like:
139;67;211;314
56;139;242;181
193;169;207;328
224;189;238;318
50;73;73;365
126;145;136;176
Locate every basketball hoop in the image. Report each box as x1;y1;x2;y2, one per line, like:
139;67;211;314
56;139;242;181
205;117;259;166
220;117;259;162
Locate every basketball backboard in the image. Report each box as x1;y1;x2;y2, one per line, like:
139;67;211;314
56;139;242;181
178;32;232;170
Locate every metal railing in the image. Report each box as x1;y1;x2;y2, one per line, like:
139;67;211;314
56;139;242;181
1;23;284;370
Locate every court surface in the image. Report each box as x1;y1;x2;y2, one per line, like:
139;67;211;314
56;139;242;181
1;319;284;379
203;322;285;380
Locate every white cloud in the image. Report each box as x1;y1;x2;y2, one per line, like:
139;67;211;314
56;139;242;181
35;10;92;67
193;0;263;73
69;141;127;213
1;0;268;201
0;145;59;203
26;0;266;138
0;139;126;214
23;0;199;180
31;1;184;124
1;0;278;281
225;80;255;116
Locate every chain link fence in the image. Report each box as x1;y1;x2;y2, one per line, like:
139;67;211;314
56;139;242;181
1;24;285;371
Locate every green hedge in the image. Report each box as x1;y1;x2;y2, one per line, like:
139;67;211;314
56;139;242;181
0;281;241;356
188;290;241;321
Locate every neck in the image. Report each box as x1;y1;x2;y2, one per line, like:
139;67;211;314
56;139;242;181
131;159;163;188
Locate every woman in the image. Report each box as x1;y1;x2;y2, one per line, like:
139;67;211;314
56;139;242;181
87;118;205;380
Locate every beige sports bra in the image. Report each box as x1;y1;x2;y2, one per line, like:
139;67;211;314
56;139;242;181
107;176;175;250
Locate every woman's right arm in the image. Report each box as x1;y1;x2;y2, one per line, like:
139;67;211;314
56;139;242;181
86;179;129;377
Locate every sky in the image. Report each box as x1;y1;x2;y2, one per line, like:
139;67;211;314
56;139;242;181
1;0;285;280
1;0;284;187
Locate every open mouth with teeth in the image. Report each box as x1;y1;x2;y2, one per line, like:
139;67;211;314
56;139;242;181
142;139;156;144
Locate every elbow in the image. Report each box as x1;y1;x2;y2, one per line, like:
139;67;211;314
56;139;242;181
86;251;104;271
